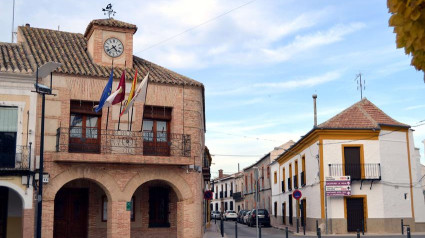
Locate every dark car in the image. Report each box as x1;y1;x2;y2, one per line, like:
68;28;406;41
237;210;248;223
247;209;270;227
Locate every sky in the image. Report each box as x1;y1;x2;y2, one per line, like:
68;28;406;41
1;0;425;177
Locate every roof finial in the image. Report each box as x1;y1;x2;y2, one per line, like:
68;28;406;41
355;72;365;100
102;3;116;19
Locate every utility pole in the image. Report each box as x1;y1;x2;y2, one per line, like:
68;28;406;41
254;167;259;238
355;73;365;100
11;0;15;43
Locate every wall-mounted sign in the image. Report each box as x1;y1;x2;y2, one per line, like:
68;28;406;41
325;176;351;196
292;189;302;200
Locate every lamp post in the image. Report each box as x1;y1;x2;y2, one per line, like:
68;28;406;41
253;166;259;238
34;62;62;238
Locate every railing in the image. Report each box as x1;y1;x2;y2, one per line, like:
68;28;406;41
220;191;223;198
281;180;285;192
0;145;32;174
301;171;306;187
293;175;298;189
56;127;191;157
232;192;243;201
328;163;381;180
288;177;292;191
230;190;233;197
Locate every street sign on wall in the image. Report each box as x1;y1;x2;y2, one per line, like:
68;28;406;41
325;176;351;196
292;189;302;200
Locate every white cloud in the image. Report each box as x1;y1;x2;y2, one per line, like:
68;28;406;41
405;105;425;111
254;71;342;89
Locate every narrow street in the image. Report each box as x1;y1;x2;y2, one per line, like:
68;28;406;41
220;221;425;238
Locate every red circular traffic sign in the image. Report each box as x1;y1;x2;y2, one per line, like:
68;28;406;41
292;189;302;200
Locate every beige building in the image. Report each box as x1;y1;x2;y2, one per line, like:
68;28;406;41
0;43;37;238
1;18;207;238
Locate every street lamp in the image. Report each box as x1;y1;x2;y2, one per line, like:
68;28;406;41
34;61;62;238
253;166;259;238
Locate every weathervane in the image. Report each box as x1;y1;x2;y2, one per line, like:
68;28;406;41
102;3;116;19
355;73;365;100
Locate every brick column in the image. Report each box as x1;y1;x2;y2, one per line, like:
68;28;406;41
41;199;55;238
22;208;34;238
107;201;130;238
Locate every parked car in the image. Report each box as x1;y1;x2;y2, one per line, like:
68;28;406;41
211;210;221;220
237;210;248;223
224;210;238;221
247;209;270;227
243;211;251;224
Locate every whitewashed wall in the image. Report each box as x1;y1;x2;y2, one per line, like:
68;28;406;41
410;132;425;222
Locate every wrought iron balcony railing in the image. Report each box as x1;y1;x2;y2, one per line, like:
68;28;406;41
232;192;243;201
328;163;381;180
0;145;32;175
301;171;306;187
281;180;285;193
220;191;223;198
293;175;298;189
287;177;292;191
56;127;191;157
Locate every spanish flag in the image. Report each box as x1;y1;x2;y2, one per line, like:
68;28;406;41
120;69;138;117
120;72;149;117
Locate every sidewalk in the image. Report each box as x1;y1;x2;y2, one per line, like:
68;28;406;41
203;222;228;238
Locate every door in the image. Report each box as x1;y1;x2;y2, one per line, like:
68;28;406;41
346;198;365;232
282;203;286;224
149;187;170;227
0;187;8;238
54;188;89;238
344;147;361;180
143;120;170;156
288;195;293;225
301;199;307;226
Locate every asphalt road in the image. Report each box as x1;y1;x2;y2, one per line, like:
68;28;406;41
221;220;425;238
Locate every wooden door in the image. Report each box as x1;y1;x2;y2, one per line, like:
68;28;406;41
288;195;293;225
54;188;89;238
0;187;8;238
301;199;307;226
344;147;361;180
149;187;170;227
346;198;364;232
282;203;286;224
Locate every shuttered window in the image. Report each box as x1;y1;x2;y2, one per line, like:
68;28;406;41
0;107;18;132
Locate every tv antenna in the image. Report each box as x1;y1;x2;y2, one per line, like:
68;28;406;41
102;3;116;19
355;73;365;99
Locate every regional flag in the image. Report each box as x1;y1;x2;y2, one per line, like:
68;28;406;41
104;70;126;107
94;68;114;113
119;69;138;117
119;72;149;116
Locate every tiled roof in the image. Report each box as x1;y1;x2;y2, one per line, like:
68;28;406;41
84;18;137;37
318;98;409;129
14;26;202;87
0;42;34;74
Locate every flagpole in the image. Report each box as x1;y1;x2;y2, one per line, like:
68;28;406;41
106;58;114;131
129;104;134;131
117;61;126;131
140;72;150;132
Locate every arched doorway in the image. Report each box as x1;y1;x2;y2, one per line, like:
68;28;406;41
0;186;23;238
53;179;109;238
130;180;179;238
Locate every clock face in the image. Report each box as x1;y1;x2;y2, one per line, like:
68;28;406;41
104;38;124;58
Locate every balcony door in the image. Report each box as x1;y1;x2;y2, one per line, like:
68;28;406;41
0;106;18;168
344;147;361;180
69;101;101;153
143;106;171;156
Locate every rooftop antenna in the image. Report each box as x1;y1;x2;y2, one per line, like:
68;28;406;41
355;73;365;100
102;3;116;19
11;0;15;43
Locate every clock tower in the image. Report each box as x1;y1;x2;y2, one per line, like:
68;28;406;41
84;18;138;68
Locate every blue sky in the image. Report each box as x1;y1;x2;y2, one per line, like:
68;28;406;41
1;0;424;176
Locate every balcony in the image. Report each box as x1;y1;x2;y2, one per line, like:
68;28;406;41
281;181;285;193
301;171;306;187
55;127;192;164
287;177;292;191
230;190;233;197
232;192;243;202
293;175;298;189
220;191;223;198
0;145;32;176
328;163;381;180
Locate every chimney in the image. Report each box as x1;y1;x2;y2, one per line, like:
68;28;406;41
218;169;223;178
313;94;317;127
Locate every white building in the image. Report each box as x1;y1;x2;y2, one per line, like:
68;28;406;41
271;98;425;234
211;170;236;213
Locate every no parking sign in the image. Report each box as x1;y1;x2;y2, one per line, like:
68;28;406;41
292;189;302;200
